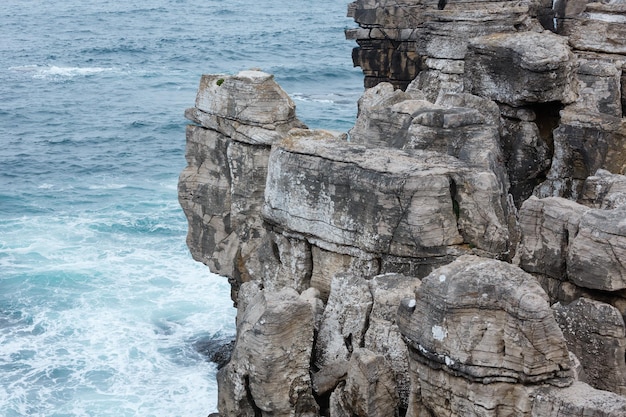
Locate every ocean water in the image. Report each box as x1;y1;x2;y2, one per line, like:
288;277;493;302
0;1;363;416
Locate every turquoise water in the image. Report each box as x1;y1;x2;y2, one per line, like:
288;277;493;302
0;1;362;415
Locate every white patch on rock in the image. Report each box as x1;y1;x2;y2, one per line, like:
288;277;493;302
432;325;448;341
439;274;446;283
445;356;455;367
408;299;416;308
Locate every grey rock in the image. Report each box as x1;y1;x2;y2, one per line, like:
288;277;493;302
178;125;237;278
329;348;399;417
465;31;576;107
315;273;373;369
553;298;626;395
398;255;573;385
562;2;626;55
310;245;379;302
567;205;626;291
580;169;626;209
218;288;318;417
517;196;587;280
535;110;626;200
364;273;421;411
531;381;626;417
263;130;509;257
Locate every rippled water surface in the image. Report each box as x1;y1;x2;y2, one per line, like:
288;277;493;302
0;1;362;415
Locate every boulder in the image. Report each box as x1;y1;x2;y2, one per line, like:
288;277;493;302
517;196;587;280
580;169;626;209
398;255;572;386
191;70;305;145
364;273;421;410
465;31;576;107
397;255;574;416
315;273;373;369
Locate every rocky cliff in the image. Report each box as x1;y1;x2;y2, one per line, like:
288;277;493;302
179;1;626;416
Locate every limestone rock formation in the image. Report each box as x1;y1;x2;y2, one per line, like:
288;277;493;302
553;298;626;396
397;256;573;387
179;70;307;301
178;1;626;415
218;286;319;417
465;31;576;107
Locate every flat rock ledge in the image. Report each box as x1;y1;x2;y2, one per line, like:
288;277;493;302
179;1;626;414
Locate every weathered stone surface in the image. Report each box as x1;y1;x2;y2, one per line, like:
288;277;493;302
531;382;626;417
536;111;626;200
310;245;379;302
398;255;572;385
553;298;626;396
364;273;421;411
517;196;587;280
501;119;549;202
251;230;312;293
219;288;318;417
465;31;576;107
178;125;237;277
562;2;626;55
315;274;373;369
567;205;626;291
570;56;623;118
414;360;535;417
350;85;507;191
195;71;295;125
329;348;399;417
580;169;626;209
346;0;539;90
263;131;509;257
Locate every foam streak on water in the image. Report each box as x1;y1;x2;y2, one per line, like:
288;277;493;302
0;0;362;415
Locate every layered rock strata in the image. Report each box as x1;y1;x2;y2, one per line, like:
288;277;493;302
178;1;626;416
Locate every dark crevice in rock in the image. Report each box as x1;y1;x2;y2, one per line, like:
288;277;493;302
344;333;354;354
271;238;282;265
313;389;332;417
449;177;460;222
244;375;263;417
621;71;626;118
532;101;563;157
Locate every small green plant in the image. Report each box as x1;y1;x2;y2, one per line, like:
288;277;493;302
216;78;225;86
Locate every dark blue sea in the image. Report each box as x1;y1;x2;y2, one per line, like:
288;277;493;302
0;1;362;415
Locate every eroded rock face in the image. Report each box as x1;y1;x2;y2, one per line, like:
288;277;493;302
518;194;626;293
531;382;626;417
178;70;307;301
398;256;572;385
465;31;576;107
263;130;509;257
218;286;318;417
553;298;626;396
396;256;576;416
180;1;626;411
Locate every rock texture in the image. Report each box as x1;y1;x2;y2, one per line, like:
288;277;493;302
178;1;626;415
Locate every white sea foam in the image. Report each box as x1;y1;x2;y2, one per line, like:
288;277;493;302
87;183;128;190
292;92;336;104
10;65;115;80
37;66;115;78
